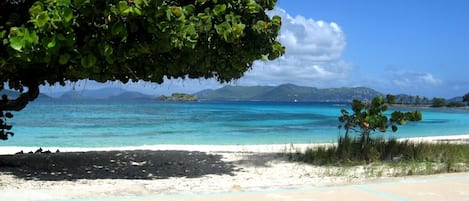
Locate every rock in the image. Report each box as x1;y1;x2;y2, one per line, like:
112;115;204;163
35;148;43;153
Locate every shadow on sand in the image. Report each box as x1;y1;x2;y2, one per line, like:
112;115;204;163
0;150;235;181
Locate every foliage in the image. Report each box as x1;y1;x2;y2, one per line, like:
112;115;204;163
431;98;446;107
446;101;466;108
157;93;197;101
463;92;469;106
338;96;422;162
385;94;396;105
292;136;469;174
0;109;14;140
0;0;285;139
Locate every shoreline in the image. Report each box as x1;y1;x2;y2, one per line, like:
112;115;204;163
1;134;468;155
0;134;468;200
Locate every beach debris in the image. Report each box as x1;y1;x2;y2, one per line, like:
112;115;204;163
15;150;24;155
28;151;33;154
43;150;52;154
130;161;147;166
35;147;43;153
93;165;104;169
231;184;241;190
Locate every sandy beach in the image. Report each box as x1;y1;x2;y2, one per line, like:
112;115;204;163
0;134;468;201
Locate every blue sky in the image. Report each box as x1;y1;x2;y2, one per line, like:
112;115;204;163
42;0;469;98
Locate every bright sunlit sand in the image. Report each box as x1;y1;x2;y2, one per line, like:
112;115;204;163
0;134;468;201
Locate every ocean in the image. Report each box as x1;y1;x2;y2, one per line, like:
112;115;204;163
2;101;469;147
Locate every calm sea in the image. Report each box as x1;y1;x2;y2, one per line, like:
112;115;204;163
2;101;469;147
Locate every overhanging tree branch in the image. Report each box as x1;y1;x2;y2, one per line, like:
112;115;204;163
0;83;40;111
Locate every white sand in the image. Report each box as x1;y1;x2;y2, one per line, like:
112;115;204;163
0;134;468;201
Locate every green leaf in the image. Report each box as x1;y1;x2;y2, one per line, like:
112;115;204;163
132;7;142;15
170;6;182;17
28;2;44;18
59;53;70;64
81;54;97;68
215;22;231;35
57;33;66;41
103;44;113;56
118;1;128;14
213;4;226;16
72;0;90;8
23;28;38;45
133;0;146;8
105;56;114;64
57;0;71;7
35;11;50;28
62;7;73;23
9;37;24;52
111;22;125;36
196;0;208;5
47;37;56;49
183;5;195;14
247;0;261;13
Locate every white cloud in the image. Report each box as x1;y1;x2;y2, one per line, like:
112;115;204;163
392;72;443;87
237;8;351;86
417;73;442;85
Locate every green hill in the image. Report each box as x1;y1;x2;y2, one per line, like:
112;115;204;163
194;84;383;102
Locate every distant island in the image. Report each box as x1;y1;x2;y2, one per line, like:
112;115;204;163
157;93;198;102
1;83;466;105
194;84;382;102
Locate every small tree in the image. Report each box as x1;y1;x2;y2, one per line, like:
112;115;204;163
386;94;396;105
339;97;422;162
431;98;446;107
463;93;469;106
407;96;414;105
398;97;405;105
415;95;421;105
422;97;429;105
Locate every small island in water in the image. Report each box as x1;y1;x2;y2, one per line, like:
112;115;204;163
157;93;198;102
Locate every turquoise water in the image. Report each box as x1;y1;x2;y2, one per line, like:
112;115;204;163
1;101;469;147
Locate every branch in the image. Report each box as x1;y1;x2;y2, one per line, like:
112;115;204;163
0;83;39;111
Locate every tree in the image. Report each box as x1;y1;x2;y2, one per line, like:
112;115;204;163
431;98;446;107
385;94;396;105
407;96;414;105
338;96;422;161
415;95;421;105
422;97;429;105
0;0;285;139
463;93;469;106
398;96;405;105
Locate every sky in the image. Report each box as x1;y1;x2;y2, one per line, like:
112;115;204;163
41;0;469;98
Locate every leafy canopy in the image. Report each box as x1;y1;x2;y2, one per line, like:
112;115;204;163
339;97;422;142
463;92;469;106
0;0;285;140
338;97;422;161
1;0;284;90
